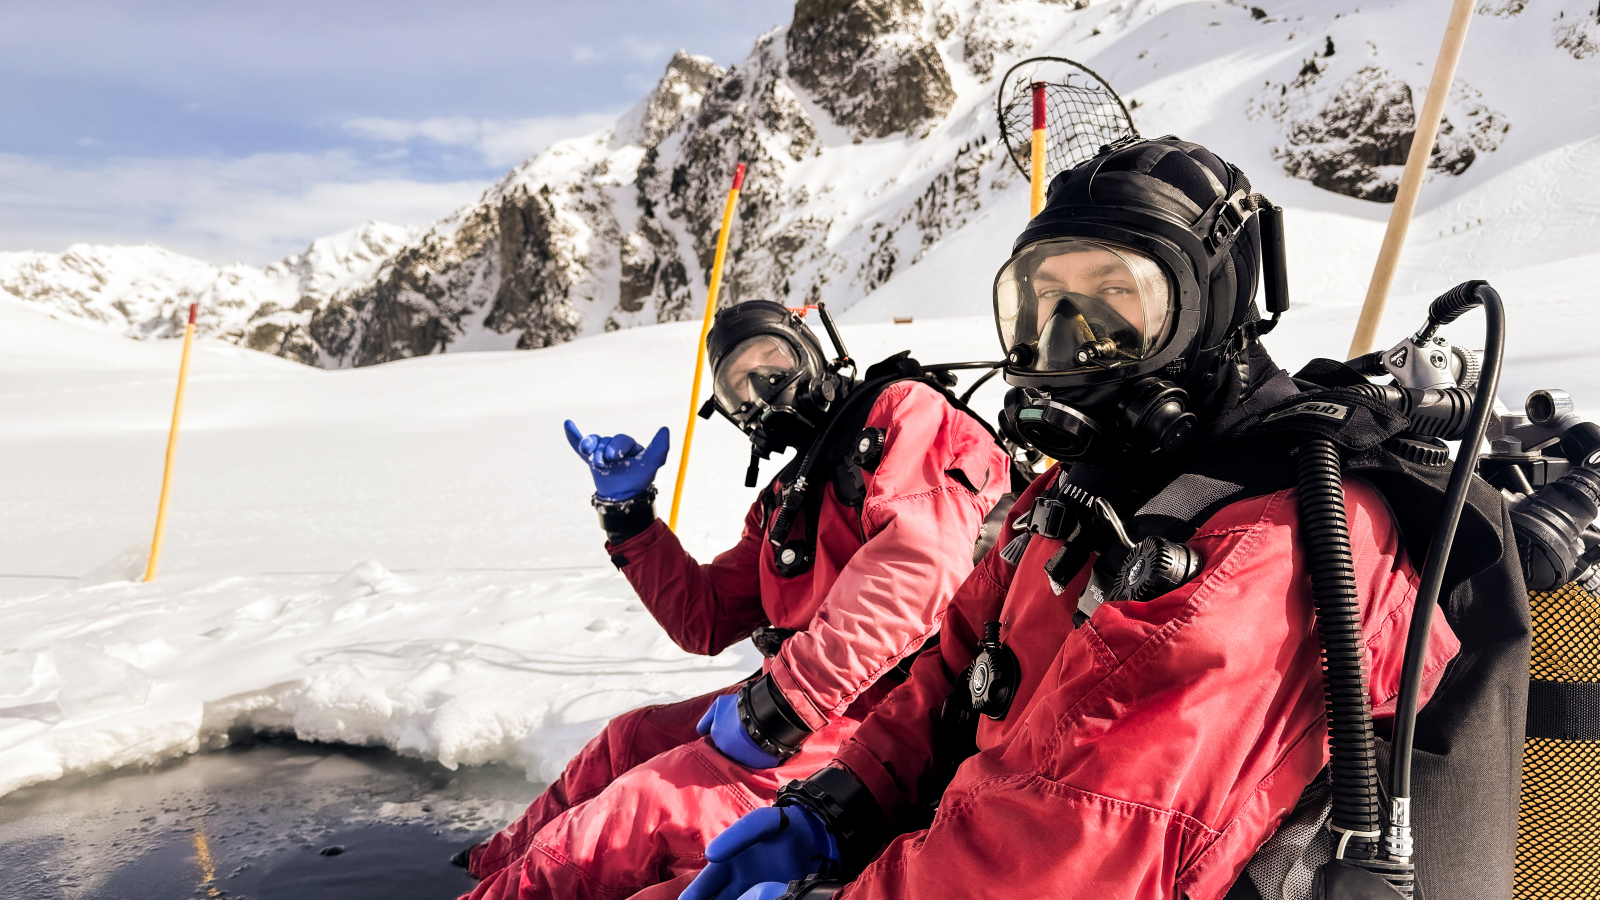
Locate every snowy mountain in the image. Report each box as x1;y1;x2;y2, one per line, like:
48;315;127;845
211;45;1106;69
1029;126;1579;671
0;222;420;358
6;0;1599;369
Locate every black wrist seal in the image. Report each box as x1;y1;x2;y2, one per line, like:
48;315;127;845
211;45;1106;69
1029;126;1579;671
736;673;811;760
592;487;657;544
778;766;890;876
779;875;845;899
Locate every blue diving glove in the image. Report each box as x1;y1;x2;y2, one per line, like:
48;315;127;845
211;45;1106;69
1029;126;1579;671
679;804;840;900
564;420;669;501
697;694;782;769
734;884;791;900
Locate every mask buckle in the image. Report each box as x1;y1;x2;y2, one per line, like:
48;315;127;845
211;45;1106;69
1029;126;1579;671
1203;189;1253;256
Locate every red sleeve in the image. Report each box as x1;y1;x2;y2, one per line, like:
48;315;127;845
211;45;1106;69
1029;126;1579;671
768;382;1012;731
832;468;1060;826
838;480;1460;900
607;501;770;657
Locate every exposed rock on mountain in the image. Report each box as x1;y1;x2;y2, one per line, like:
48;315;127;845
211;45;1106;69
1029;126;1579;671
1250;53;1509;201
1555;6;1600;59
303;52;725;367
787;0;957;139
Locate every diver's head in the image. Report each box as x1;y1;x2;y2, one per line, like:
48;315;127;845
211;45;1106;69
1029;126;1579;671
705;300;846;457
996;137;1264;462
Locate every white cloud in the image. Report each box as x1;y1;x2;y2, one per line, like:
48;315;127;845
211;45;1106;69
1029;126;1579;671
0;152;488;266
344;112;620;168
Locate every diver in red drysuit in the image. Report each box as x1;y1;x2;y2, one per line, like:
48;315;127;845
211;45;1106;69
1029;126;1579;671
458;300;1009;900
680;139;1463;900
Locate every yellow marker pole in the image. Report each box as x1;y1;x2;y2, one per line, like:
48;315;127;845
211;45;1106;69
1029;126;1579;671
1029;82;1059;471
144;302;198;582
1030;82;1048;217
667;162;746;531
1346;0;1476;358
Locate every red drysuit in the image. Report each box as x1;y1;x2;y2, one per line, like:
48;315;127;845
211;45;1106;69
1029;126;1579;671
463;380;1010;900
824;466;1461;900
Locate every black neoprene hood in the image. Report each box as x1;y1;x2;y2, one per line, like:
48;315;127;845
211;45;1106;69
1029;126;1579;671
998;137;1262;400
706;300;824;374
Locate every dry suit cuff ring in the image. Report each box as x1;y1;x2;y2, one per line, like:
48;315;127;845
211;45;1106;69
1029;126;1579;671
592;487;657;542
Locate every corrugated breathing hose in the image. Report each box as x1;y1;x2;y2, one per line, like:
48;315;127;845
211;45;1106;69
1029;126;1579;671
1296;435;1385;861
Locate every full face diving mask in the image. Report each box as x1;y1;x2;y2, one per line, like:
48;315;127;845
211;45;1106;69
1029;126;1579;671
994;238;1197;459
994;238;1178;376
711;332;834;455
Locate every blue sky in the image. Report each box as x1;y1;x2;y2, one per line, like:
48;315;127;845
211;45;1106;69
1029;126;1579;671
0;0;795;264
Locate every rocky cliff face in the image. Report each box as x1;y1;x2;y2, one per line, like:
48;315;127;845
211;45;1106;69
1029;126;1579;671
1248;42;1509;202
787;0;957;139
296;5;1015;369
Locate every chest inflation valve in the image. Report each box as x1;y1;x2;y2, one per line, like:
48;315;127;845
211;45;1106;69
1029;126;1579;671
969;622;1019;720
1111;536;1201;603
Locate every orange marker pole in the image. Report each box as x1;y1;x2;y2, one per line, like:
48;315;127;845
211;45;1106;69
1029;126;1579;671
668;162;746;532
144;302;198;582
1030;82;1048;218
1347;0;1476;358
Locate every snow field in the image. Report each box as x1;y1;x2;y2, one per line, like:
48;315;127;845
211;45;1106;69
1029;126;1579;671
2;0;1598;804
0;299;1019;799
5;236;1597;802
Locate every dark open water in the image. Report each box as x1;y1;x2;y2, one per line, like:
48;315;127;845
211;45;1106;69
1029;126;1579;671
0;736;543;900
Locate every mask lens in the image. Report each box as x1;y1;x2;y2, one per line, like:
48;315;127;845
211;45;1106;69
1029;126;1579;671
994;239;1175;373
713;335;801;415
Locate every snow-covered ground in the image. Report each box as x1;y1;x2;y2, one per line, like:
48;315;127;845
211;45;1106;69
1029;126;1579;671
0;295;1035;798
4;209;1599;799
3;0;1598;802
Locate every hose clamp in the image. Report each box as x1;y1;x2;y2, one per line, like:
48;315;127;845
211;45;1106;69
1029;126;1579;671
1328;823;1382;860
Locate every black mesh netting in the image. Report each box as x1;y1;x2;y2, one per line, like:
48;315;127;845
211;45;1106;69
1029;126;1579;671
1515;582;1600;899
996;56;1139;185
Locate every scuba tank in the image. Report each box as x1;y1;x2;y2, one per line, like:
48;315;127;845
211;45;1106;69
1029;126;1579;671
1273;279;1600;899
1471;391;1600;897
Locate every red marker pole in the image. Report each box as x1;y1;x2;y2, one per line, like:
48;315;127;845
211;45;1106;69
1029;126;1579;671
668;163;746;531
1030;82;1048;218
144;303;198;582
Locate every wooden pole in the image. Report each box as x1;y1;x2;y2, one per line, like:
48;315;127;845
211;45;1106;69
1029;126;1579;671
1030;82;1048;218
144;302;198;582
1346;0;1477;359
667;163;746;532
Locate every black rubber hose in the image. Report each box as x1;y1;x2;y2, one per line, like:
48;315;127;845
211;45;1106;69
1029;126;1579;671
1388;283;1505;804
1426;279;1488;329
1346;351;1387;378
1345;383;1476;440
767;374;904;547
1297;435;1383;857
959;366;1003;404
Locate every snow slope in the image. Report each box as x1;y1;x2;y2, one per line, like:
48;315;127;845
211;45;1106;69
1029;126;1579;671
2;0;1599;800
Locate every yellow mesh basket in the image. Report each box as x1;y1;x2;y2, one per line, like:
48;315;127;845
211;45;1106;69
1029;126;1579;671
1514;582;1600;899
